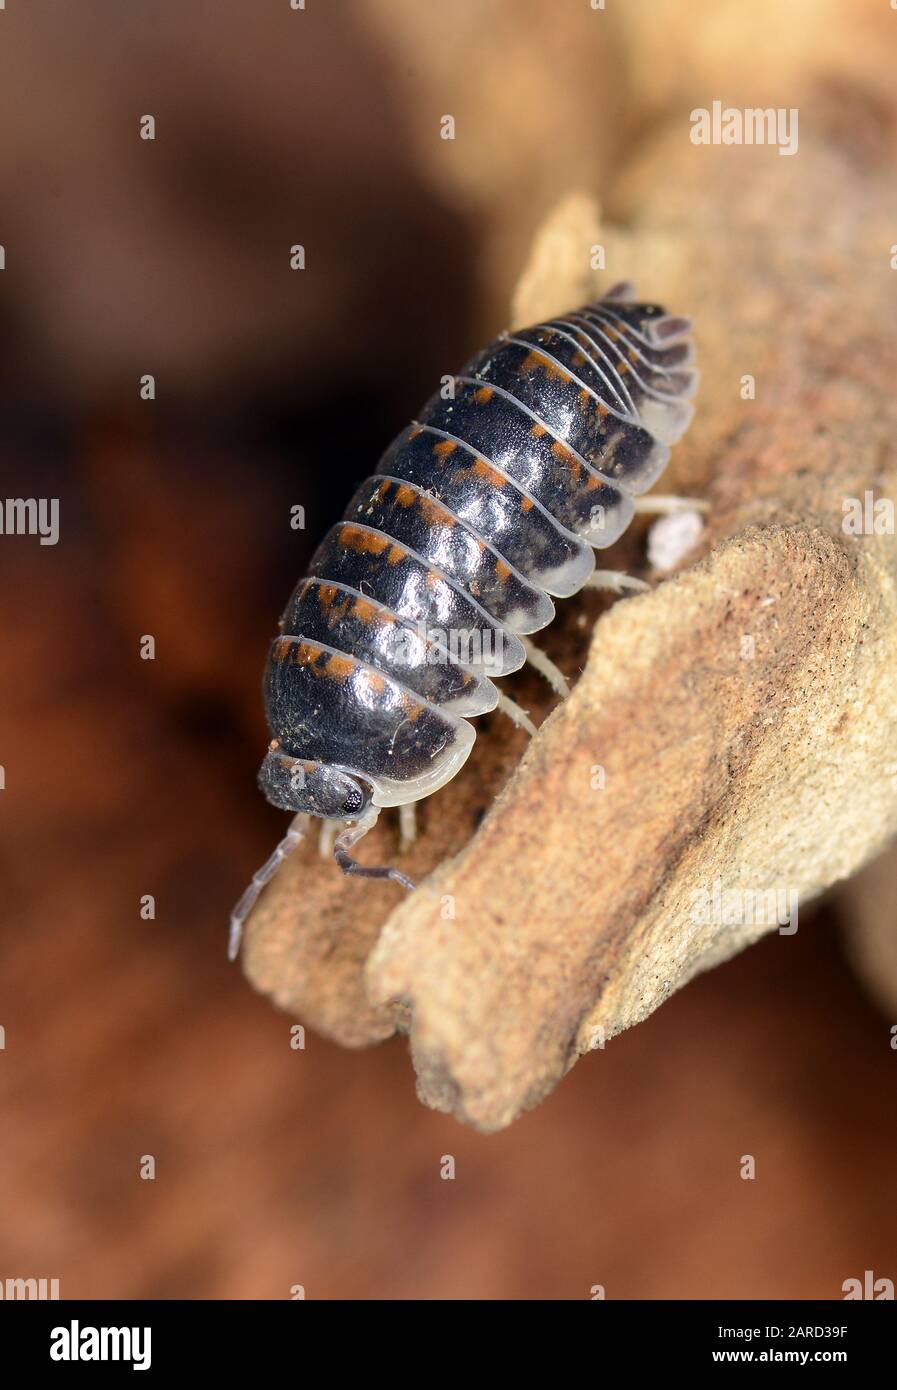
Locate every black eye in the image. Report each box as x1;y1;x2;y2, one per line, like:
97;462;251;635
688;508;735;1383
342;786;363;815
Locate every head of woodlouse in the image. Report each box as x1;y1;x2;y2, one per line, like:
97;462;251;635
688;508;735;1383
257;742;371;821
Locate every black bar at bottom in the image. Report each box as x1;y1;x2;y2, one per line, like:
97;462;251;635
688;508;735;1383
0;1297;891;1374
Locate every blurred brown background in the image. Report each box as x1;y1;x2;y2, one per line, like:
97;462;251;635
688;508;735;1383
1;0;896;1298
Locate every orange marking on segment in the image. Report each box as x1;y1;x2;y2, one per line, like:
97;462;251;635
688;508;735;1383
433;439;457;456
572;351;587;367
317;583;351;621
495;559;511;580
520;495;534;512
551;440;576;464
366;670;387;695
531;423;547;438
340;524;389;555
400;691;423;721
273;637;292;663
409;425;424;438
325;651;354;680
521;349;569;382
426;568;442;589
469;457;505;487
353;595;390;625
473;386;493;404
418;495;449;527
394;484;417;507
597;401;610;416
387;544;405;566
617;360;629;374
628;347;639;363
578;388;591;406
288;641;318;668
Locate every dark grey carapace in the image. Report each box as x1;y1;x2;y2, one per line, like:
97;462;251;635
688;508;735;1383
229;283;698;956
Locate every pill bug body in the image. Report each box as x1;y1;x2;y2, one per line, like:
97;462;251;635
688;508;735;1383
229;284;697;954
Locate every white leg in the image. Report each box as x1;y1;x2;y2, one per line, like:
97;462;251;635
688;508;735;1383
520;635;571;699
634;494;710;515
584;570;651;595
228;813;310;961
318;818;339;861
399;801;417;852
496;691;537;738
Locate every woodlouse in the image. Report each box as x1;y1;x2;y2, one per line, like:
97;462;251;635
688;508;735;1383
229;282;698;957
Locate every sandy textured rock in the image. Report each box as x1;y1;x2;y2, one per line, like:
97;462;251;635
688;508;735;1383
242;128;897;1129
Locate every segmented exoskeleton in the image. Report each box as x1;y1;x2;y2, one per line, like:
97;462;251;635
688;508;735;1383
229;283;698;957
